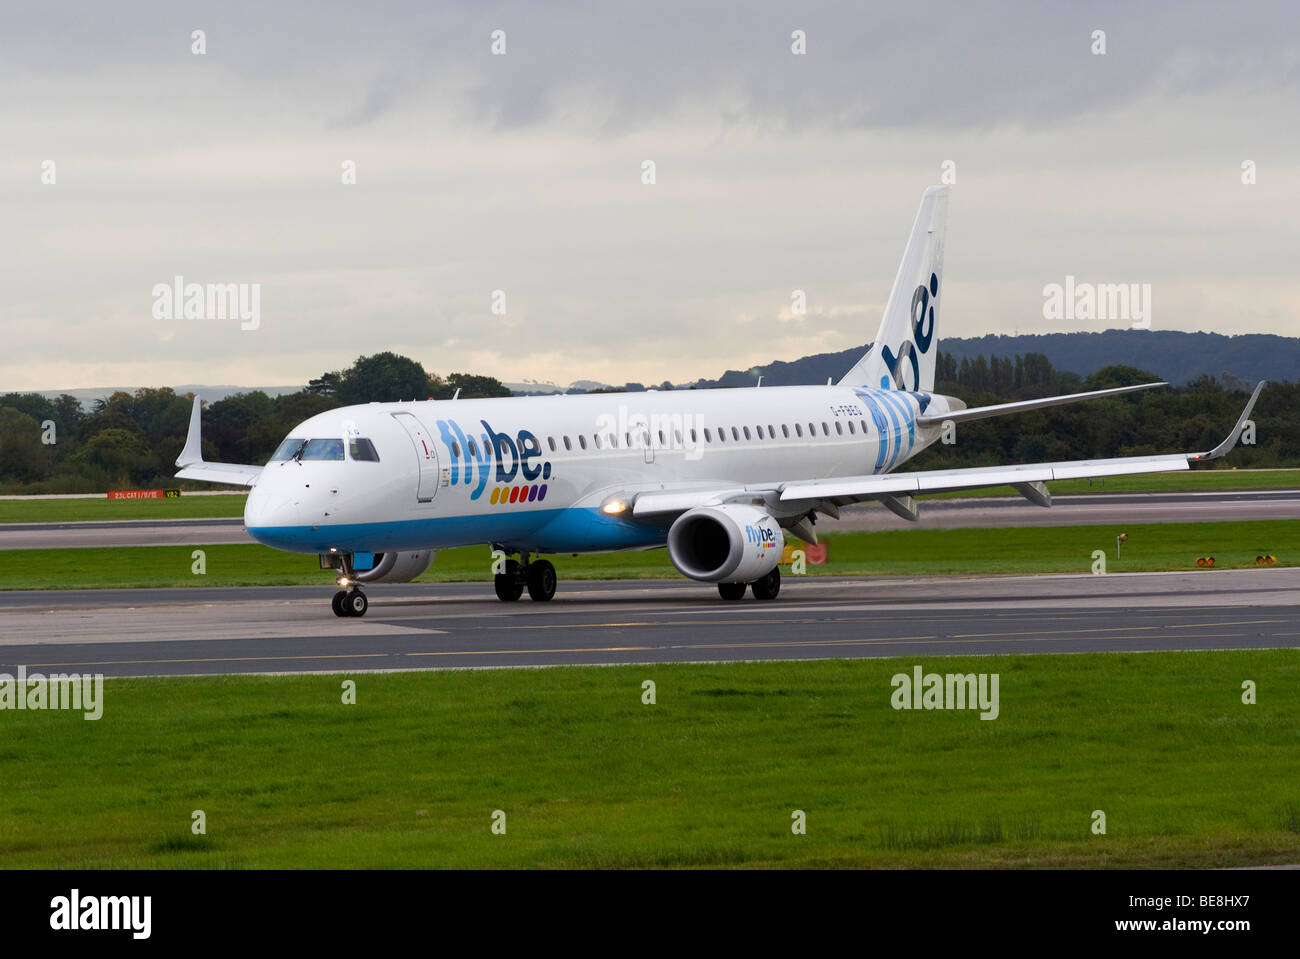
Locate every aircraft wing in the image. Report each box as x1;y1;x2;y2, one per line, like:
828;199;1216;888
175;462;262;486
173;396;264;487
632;381;1264;520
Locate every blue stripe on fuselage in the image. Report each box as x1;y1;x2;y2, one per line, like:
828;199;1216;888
862;395;889;473
874;392;902;469
877;390;914;462
248;507;671;555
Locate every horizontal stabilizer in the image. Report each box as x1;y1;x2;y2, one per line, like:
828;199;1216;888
916;381;1166;428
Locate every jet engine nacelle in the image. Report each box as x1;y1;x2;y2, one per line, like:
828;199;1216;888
666;505;784;583
353;550;435;583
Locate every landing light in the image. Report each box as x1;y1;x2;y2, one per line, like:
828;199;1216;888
601;500;627;515
337;576;351;588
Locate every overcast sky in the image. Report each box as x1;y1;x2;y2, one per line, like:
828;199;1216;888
2;0;1297;391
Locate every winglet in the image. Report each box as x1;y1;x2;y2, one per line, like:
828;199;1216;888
1193;381;1266;462
176;395;204;467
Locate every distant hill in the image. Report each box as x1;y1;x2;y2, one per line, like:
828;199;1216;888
693;331;1300;389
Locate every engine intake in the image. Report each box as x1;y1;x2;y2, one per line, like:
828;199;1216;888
353;550;435;583
667;505;783;583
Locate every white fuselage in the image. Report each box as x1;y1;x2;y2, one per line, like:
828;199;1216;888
243;385;951;556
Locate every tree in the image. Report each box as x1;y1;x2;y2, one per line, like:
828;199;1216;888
306;372;341;397
0;407;50;483
334;353;437;405
440;373;512;399
69;428;152;485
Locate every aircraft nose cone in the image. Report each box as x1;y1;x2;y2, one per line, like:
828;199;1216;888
244;477;302;544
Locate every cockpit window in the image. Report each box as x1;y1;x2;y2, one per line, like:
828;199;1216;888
270;437;306;461
299;438;345;461
349;438;380;462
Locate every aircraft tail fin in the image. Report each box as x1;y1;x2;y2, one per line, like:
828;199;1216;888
839;185;948;393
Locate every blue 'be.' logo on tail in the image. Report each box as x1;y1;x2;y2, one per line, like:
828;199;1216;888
880;272;939;390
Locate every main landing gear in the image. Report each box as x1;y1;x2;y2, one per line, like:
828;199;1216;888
494;551;557;602
717;566;781;601
332;588;369;617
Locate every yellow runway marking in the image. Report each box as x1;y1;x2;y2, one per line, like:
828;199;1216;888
19;653;391;668
498;618;825;630
406;646;658;657
678;636;936;650
952;619;1283;639
845;633;1248;648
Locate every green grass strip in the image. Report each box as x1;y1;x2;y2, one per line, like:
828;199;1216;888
2;652;1296;868
0;520;1294;589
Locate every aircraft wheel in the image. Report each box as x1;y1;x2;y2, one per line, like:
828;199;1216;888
751;567;781;601
717;582;747;601
331;590;349;617
495;559;524;601
344;589;369;617
526;559;557;601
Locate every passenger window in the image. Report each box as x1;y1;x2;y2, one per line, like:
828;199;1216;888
468;439;478;457
768;425;775;439
578;435;587;450
781;424;790;438
563;436;572;451
594;434;602;449
547;437;556;452
450;441;461;458
743;426;751;440
847;421;856;435
349;438;381;462
704;428;713;442
795;424;803;437
822;422;830;435
835;421;843;435
731;427;739;441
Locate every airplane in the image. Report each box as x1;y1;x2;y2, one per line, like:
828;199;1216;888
174;185;1264;617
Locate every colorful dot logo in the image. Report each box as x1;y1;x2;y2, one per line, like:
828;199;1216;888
489;484;547;505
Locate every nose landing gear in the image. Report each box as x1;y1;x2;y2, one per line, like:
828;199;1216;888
322;552;370;617
494;551;557;602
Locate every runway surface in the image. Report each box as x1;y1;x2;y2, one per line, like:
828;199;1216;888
0;490;1293;550
1;568;1296;677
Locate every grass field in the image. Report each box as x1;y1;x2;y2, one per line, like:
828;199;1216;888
2;651;1297;868
0;520;1294;590
0;468;1294;523
0;494;249;523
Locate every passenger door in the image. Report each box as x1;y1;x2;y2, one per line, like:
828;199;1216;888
391;412;439;502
